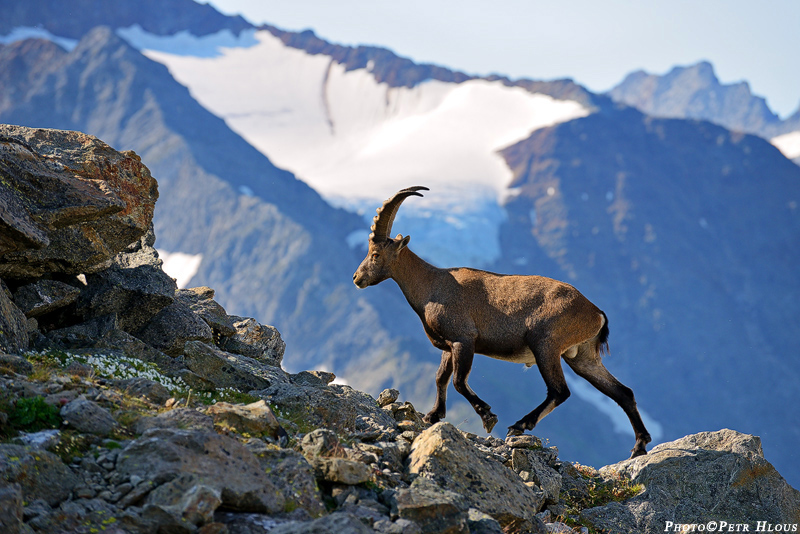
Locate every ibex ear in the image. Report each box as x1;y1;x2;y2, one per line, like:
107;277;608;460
398;235;411;249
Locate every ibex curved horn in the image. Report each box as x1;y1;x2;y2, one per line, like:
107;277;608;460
369;186;429;241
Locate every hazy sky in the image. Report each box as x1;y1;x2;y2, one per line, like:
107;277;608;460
207;0;800;119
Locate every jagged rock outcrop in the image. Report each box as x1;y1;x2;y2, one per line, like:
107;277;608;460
183;340;290;391
220;315;285;367
581;430;800;533
0;125;797;534
77;228;178;334
0;125;158;277
177;287;236;337
408;422;545;531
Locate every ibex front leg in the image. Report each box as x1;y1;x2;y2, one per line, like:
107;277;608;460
423;350;453;425
451;340;498;433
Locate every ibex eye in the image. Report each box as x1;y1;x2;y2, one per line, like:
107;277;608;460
371;253;380;260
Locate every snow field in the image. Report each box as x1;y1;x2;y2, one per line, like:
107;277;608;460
122;27;589;266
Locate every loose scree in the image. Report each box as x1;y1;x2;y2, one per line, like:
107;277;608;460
353;186;651;458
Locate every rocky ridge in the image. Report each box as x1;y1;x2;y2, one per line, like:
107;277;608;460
1;125;798;534
607;61;800;139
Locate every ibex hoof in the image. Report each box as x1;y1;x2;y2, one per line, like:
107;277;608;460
482;413;498;434
629;445;648;459
506;426;524;437
422;413;441;426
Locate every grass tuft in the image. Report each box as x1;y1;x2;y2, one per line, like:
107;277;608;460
6;396;61;433
557;463;644;533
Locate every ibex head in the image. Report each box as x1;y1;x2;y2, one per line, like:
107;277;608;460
353;186;428;288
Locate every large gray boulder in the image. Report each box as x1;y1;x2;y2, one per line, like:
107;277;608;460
258;381;399;435
581;429;800;533
407;423;545;531
134;300;213;356
176;286;236;337
0;444;80;507
59;396;118;436
78;228;178;333
183;340;289;391
221;315;285;366
0;125;158;277
390;477;470;534
116;427;286;514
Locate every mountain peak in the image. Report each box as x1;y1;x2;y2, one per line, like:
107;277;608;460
608;60;782;137
683;59;715;77
0;0;252;39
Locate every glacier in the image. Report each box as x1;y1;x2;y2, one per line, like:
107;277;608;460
117;27;590;267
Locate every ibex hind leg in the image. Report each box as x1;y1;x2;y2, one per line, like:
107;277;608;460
508;345;570;436
565;345;651;458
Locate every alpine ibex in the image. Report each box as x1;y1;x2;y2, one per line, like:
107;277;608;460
353;186;651;458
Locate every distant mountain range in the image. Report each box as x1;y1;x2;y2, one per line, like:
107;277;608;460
2;0;799;485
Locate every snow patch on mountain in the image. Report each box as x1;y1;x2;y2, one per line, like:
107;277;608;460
0;26;77;51
121;27;589;266
772;131;800;161
158;250;203;288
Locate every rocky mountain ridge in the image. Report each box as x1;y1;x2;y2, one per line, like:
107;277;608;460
608;60;800;140
260;24;597;108
0;0;251;40
1;124;798;534
0;0;597;107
